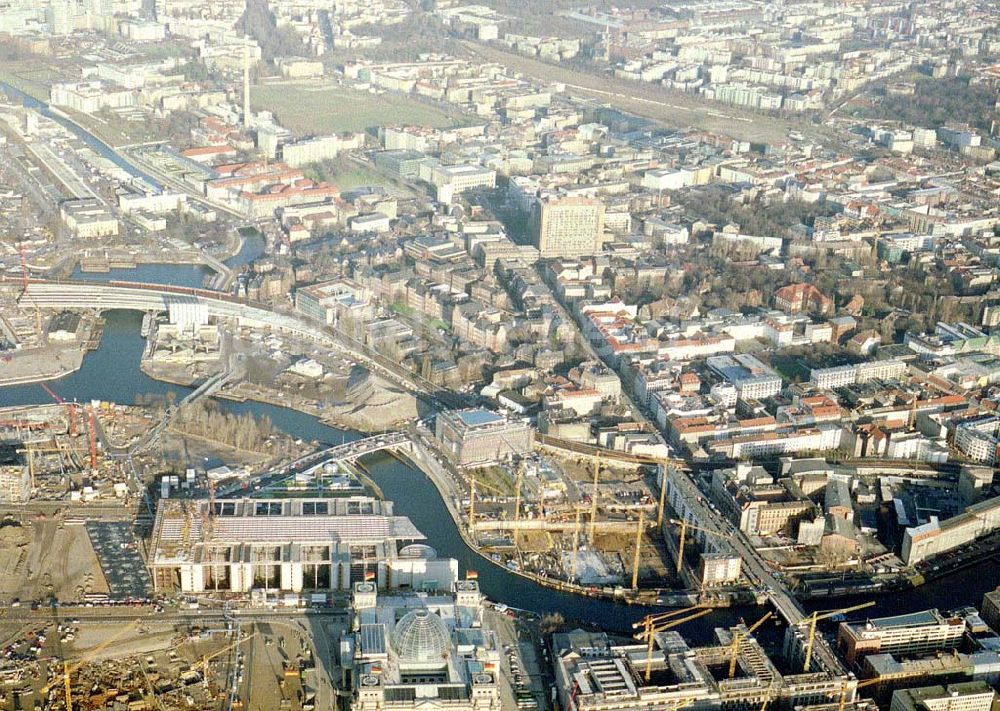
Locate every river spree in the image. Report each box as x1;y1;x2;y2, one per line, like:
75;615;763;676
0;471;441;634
1;295;999;637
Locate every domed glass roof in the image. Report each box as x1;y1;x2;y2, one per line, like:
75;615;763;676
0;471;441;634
393;609;451;663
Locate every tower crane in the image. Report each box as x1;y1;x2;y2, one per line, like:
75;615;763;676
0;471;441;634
656;461;670;528
512;457;525;546
799;601;874;672
41;617;145;711
728;611;773;678
467;472;509;530
630;508;647;590
588;453;600;542
633;606;713;682
668;518;734;576
18;242;41;336
835;670;924;711
201;631;257;687
569;504;584;583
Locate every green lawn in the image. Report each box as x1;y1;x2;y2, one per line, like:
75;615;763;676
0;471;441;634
251;82;469;135
319;165;394;190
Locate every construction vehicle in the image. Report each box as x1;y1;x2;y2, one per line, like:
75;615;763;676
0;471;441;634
728;612;773;678
799;601;874;672
668;518;734;576
633;606;713;681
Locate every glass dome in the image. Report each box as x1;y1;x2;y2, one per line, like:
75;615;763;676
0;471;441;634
392;609;451;663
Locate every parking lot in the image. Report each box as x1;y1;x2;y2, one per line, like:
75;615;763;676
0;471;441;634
85;522;152;600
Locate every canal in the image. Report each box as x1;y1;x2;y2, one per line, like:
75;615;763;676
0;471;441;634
0;81;163;189
1;268;999;637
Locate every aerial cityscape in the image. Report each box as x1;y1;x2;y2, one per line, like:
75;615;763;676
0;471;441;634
0;0;999;709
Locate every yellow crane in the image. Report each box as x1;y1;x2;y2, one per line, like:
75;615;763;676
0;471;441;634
512;457;525;546
467;472;508;530
799;601;875;672
201;631;257;687
835;670;924;711
16;440;72;489
630;508;646;590
668;518;733;576
633;606;713;682
656;461;670;527
41;617;145;711
728;611;773;678
569;504;586;583
588;453;601;542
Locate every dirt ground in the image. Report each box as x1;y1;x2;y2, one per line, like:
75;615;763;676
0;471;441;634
0;525;30;597
517;530;553;553
159;429;270;473
13;520;107;601
69;623;178;662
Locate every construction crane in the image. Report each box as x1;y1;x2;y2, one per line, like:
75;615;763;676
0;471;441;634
41;617;145;711
201;632;257;687
633;606;713;682
570;505;583;583
799;601;875;672
16;440;69;490
835;670;924;711
669;518;733;576
728;611;773;678
630;508;646;590
18;242;42;336
39;382;79;440
588;453;601;542
512;458;525;546
86;406;98;471
467;473;509;530
656;461;670;527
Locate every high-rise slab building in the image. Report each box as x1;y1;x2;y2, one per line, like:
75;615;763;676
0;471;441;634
531;196;605;258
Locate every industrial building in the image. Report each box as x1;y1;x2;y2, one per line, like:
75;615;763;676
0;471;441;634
347;579;502;711
434;408;533;467
148;497;458;594
837;610;967;665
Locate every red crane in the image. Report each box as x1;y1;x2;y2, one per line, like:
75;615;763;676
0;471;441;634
39;383;80;440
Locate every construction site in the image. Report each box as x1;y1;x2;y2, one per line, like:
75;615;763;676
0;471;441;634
0;609;332;711
458;450;749;606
